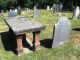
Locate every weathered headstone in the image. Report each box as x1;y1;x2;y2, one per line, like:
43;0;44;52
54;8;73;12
14;9;18;15
33;9;40;17
59;3;63;11
51;7;53;11
56;4;59;12
52;4;56;13
74;6;80;19
52;16;71;48
33;6;40;17
17;6;21;15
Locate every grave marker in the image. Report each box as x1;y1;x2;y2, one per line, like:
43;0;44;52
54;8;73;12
74;6;80;19
52;16;71;48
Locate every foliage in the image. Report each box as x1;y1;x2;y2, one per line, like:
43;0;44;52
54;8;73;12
0;0;80;11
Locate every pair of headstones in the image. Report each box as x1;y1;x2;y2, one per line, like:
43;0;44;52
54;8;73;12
52;16;71;48
8;6;21;17
47;6;53;11
8;9;16;17
52;3;63;13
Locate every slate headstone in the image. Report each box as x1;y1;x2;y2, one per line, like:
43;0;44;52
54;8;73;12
52;16;71;48
17;6;21;15
33;9;40;17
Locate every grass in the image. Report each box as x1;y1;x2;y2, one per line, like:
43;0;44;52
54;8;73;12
0;10;80;60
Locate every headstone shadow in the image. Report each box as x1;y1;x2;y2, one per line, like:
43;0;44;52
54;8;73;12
40;39;53;48
72;27;80;31
0;31;17;54
22;34;33;50
0;31;33;54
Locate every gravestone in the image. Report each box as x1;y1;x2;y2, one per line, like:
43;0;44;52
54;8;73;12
34;6;37;10
52;4;56;13
51;7;53;11
47;6;50;11
56;4;59;12
52;16;71;48
74;6;80;19
33;6;40;17
14;9;18;15
72;6;75;18
59;3;63;11
8;9;16;17
0;10;4;16
17;6;21;15
33;9;40;17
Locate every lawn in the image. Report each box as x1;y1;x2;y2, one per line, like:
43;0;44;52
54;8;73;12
0;10;80;60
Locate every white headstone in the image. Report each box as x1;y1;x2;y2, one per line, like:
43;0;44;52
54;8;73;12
47;6;50;11
52;16;71;48
8;9;16;17
14;9;18;15
51;7;53;11
34;6;37;10
74;6;80;19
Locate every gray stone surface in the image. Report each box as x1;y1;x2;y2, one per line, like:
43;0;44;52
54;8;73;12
52;16;71;48
5;16;45;35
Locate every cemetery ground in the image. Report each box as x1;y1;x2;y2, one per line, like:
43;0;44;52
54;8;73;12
0;10;80;60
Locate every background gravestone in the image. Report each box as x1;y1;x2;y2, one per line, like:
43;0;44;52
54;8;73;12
34;6;37;10
52;16;71;48
33;6;40;17
47;6;50;11
52;4;56;13
0;10;4;16
14;9;18;15
74;6;80;19
17;6;21;15
33;9;40;17
59;3;63;11
72;6;75;18
56;4;59;12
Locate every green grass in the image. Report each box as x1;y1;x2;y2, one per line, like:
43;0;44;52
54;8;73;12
0;10;80;60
